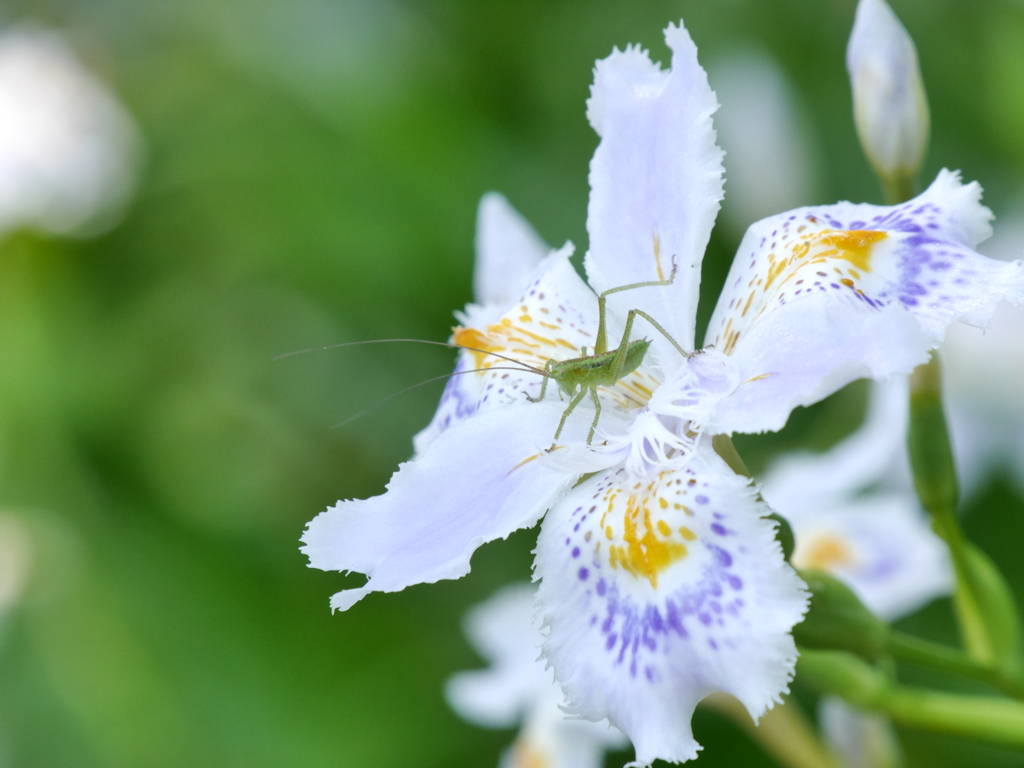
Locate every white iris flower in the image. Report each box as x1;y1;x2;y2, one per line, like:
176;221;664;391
304;21;1024;766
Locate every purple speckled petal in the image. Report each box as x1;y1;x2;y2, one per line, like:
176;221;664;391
534;440;807;767
705;169;1024;435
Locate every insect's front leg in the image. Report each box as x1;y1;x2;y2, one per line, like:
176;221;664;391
526;359;556;403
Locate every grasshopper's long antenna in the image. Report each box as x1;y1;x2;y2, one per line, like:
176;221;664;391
331;365;550;429
274;339;546;375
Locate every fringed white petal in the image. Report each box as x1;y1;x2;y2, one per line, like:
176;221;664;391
535;441;807;766
706;169;1024;435
584;21;724;359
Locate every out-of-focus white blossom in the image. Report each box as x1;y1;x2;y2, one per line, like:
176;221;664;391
0;513;32;620
847;0;929;189
762;379;952;622
710;50;817;232
0;25;139;237
819;697;902;768
447;584;626;768
764;379;953;768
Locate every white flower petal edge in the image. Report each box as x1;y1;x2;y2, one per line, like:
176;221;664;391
302;402;583;611
706;170;1024;435
414;194;554;455
447;584;626;768
473;192;551;312
535;440;808;766
584;22;724;358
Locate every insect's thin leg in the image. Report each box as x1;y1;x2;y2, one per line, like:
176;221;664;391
526;359;555;403
587;386;602;445
609;309;639;382
598;258;679;300
553;387;587;442
630;309;690;359
594;258;678;356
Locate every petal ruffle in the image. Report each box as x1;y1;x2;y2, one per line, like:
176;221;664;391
584;21;725;359
706;170;1024;434
535;441;807;766
303;402;582;611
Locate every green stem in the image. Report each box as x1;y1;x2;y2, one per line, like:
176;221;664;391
880;171;918;206
888;631;1024;699
799;650;1024;748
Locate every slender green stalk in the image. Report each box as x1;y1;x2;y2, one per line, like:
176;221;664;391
798;650;1024;748
888;631;1024;699
908;356;1022;669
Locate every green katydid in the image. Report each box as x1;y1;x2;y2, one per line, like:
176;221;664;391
528;260;689;446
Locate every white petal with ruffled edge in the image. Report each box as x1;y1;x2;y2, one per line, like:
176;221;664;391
706;170;1024;434
303;402;583;611
473;192;551;311
535;440;807;766
584;22;724;359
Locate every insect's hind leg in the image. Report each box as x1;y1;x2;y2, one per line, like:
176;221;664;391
628;309;689;360
586;386;602;445
552;387;587;444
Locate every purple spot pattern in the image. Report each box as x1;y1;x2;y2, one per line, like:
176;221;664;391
709;176;1017;352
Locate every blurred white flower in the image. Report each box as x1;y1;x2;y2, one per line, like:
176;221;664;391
447;583;626;768
709;50;817;233
943;206;1024;496
763;379;952;768
0;513;32;622
0;25;139;237
847;0;930;189
819;697;902;768
762;378;952;621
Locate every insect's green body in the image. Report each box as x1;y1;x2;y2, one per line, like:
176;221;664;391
551;339;651;396
528;263;688;446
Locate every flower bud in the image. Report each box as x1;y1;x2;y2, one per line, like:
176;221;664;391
847;0;930;201
793;569;890;662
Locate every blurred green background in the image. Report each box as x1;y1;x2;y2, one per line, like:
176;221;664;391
1;0;1024;766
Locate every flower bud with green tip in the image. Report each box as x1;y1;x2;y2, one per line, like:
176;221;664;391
847;0;930;203
794;569;890;662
